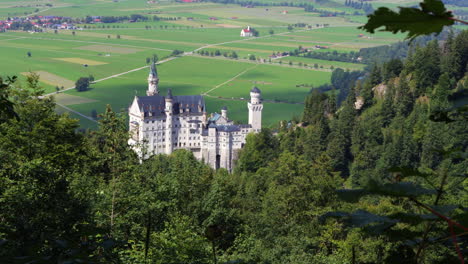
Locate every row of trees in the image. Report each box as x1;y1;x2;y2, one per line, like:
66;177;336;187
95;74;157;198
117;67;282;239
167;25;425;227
197;49;239;59
344;0;374;14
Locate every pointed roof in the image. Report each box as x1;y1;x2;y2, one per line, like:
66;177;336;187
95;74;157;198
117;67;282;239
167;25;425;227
149;60;158;78
166;88;173;99
221;106;227;110
250;86;261;93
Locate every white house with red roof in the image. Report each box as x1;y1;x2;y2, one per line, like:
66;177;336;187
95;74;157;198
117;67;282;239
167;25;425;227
240;26;253;37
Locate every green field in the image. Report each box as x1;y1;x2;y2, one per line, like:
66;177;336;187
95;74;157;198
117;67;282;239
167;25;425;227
61;56;324;126
0;0;407;129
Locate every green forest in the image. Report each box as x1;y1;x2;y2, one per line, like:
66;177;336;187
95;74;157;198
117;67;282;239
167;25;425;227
1;29;467;263
1;0;468;260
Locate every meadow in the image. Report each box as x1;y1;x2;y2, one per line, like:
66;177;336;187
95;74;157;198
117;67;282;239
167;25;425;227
62;56;325;127
0;0;408;129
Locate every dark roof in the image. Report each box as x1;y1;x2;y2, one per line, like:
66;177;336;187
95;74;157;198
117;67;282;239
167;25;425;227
166;89;173;99
136;94;205;117
251;86;261;93
208;124;251;132
137;95;166;117
173;95;205;113
209;113;221;121
149;61;158;77
221;106;227;110
214;124;241;132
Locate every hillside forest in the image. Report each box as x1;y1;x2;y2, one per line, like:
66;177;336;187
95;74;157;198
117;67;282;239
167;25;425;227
0;16;467;264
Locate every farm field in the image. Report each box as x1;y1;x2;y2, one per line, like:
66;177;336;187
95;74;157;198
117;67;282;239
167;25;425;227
62;56;327;127
208;63;331;103
0;0;409;129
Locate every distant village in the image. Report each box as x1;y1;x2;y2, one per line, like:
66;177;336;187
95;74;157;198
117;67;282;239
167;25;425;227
0;14;178;32
0;15;93;32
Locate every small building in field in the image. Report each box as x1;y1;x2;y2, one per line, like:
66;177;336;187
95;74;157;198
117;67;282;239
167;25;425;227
240;26;253;37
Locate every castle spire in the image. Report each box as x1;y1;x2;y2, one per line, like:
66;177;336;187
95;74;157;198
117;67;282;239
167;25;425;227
149;60;158;77
248;86;263;131
147;59;159;96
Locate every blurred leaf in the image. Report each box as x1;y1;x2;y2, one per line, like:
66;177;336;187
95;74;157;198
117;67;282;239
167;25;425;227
322;210;397;230
388;212;437;224
55;240;69;249
359;0;454;40
368;181;437;197
349;210;398;227
336;189;369;203
430;105;468;123
388;167;432;179
101;239;116;250
431;205;459;215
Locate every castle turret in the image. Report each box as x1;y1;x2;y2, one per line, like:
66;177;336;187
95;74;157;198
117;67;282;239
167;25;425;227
221;106;228;119
248;86;263;131
165;89;173;154
147;60;159;96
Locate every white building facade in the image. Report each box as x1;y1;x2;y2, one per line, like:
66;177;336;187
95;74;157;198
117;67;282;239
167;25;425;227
240;26;253;37
128;61;263;172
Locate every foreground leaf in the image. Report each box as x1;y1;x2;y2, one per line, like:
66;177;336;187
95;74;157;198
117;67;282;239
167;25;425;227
359;0;454;40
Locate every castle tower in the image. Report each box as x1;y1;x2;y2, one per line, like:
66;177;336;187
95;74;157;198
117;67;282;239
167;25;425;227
165;89;173;154
221;106;228;119
248;86;263;131
147;60;159;96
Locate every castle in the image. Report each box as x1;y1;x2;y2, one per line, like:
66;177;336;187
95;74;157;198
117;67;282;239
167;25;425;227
128;61;263;172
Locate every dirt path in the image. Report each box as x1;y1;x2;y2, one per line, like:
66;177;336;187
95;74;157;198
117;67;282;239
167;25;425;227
203;94;303;105
11;35;173;52
187;54;333;72
56;103;97;123
202;64;259;95
192;28;310;53
46;26;325;120
45;56;178;96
